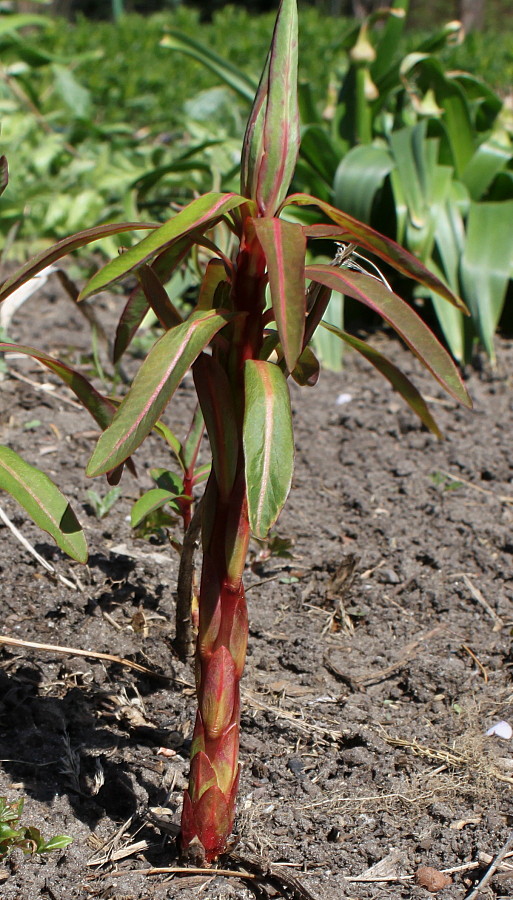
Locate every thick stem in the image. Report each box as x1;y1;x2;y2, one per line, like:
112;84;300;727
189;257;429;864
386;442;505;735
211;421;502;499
180;473;249;862
181;232;265;862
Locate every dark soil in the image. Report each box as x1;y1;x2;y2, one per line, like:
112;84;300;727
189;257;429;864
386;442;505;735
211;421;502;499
1;277;512;900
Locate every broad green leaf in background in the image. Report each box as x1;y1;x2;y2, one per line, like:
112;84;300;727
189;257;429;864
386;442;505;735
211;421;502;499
460;200;513;363
333;145;394;224
253;217;306;371
243;360;294;539
160;31;257;103
87;310;235;477
0;446;87;562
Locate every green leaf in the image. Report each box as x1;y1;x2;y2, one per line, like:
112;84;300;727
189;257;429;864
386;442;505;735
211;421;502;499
87;310;234;477
80;193;248;300
290;192;467;310
460;200;513;363
181;403;205;474
36;834;73;853
0;223;155;305
290;344;320;386
461;136;512;201
160;31;257;102
243;360;294;539
131;488;181;528
150;468;184;493
306;264;471;407
333;144;394;224
0;446;87;563
241;0;299;215
321;323;442;437
253;218;306;372
193;354;238;501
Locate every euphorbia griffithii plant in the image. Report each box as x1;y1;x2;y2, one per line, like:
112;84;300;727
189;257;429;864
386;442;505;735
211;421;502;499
0;0;471;863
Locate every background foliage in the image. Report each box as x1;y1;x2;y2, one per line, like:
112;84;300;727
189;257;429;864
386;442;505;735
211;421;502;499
1;3;512;361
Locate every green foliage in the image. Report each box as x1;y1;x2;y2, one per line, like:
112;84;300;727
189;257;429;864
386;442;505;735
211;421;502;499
86;485;121;519
0;797;72;859
300;3;513;364
0;445;87;562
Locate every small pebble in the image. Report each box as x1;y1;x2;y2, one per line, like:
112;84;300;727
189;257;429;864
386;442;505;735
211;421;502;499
414;866;452;893
486;720;512;740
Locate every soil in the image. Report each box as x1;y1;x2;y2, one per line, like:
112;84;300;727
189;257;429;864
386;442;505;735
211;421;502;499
0;276;512;900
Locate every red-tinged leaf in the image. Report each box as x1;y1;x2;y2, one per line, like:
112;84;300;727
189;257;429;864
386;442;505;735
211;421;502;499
189;751;217;803
285;193;468;311
200;646;236;740
86;310;235;477
80;193;249;300
198;259;231;311
113;241;191;362
0;156;7;197
253;217;306;372
0;342;116;429
0;222;155;305
291;344;320;386
193;785;232;860
212;722;239;795
0;446;87;563
306;265;471;407
113;289;150;364
137;264;183;330
321;322;443;437
241;0;299;215
193;355;238;502
181;403;205;474
243;360;294;539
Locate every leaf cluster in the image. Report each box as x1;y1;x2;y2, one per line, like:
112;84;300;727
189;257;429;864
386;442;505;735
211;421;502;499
0;797;72;859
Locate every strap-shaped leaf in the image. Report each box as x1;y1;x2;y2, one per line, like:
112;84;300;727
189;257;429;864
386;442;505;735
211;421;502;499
286;193;468;311
193;354;238;502
0;446;87;563
253;218;306;372
0;342;115;429
321;323;442;437
113;240;191;362
243;360;294;539
87;310;234;477
241;0;299;215
0;222;155;305
460;200;513;364
137;264;183;330
307;264;471;408
160;31;257;102
80;193;248;300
